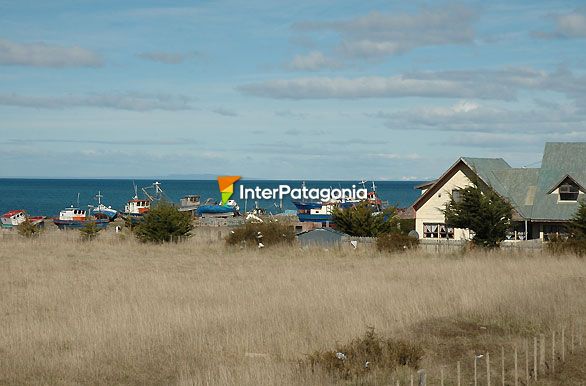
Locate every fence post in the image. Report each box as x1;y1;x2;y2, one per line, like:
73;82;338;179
440;367;444;386
524;339;529;385
571;321;575;354
417;369;426;386
561;326;565;363
552;330;556;374
411;373;414;386
457;361;461;386
533;337;538;381
486;352;491;386
539;334;545;374
501;346;505;386
514;344;518;386
474;356;479;386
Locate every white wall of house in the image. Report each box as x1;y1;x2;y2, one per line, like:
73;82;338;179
415;165;473;241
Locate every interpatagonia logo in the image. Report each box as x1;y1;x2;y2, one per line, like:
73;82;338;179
217;176;241;205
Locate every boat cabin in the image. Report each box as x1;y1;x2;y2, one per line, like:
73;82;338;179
1;210;26;227
124;199;151;215
59;208;88;221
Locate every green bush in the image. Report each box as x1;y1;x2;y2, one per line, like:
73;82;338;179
79;221;100;241
376;233;419;253
134;201;193;243
332;202;398;237
396;218;415;235
303;327;424;381
547;234;586;257
569;199;586;239
444;180;512;248
17;219;41;238
225;221;295;247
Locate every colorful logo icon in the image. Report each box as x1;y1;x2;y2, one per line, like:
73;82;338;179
217;176;240;205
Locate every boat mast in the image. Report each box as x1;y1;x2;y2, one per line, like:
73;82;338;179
95;191;103;206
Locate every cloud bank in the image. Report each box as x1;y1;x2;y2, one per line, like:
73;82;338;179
0;38;102;68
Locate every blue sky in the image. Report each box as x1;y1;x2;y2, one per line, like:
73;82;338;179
1;0;585;179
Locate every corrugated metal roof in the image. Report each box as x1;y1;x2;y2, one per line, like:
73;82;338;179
415;143;586;222
529;142;586;220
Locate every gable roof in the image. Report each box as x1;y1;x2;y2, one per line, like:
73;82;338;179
413;142;586;222
412;157;511;211
545;174;586;195
529;142;586;221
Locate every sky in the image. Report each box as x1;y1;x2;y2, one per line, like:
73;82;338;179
1;0;585;180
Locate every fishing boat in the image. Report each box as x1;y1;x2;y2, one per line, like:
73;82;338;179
178;195;200;213
1;210;45;229
91;191;118;221
53;207;109;230
196;198;239;218
121;181;170;224
122;198;151;223
292;181;385;224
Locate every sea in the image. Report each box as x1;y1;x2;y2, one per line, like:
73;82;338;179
0;179;423;217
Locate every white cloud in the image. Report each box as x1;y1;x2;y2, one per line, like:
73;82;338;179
239;67;586;104
211;107;238;117
0;38;102;68
239;74;515;100
288;51;340;71
380;99;585;134
294;5;478;59
556;11;586;37
0;92;194;111
137;50;200;64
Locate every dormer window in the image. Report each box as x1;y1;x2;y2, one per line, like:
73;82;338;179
559;182;579;201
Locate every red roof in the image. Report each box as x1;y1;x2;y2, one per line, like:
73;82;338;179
2;210;24;218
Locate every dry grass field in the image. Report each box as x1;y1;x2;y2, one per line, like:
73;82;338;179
1;227;585;385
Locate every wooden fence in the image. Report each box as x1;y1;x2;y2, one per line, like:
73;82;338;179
396;322;583;385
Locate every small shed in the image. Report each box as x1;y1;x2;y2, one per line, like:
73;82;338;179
296;228;348;247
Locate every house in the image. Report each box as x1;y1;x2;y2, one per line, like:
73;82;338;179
297;228;348;247
413;142;586;241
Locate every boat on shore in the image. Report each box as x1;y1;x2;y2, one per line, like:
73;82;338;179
292;181;385;224
91;191;118;221
196;198;239;218
53;207;109;230
1;210;45;229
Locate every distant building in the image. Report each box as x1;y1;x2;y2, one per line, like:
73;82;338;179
297;228;348;247
413;142;586;241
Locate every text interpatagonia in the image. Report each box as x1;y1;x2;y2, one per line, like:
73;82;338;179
239;184;368;201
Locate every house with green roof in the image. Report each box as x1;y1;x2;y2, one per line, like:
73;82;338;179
412;142;586;241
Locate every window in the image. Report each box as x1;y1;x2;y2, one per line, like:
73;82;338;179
452;189;462;203
559;182;579;201
423;223;454;239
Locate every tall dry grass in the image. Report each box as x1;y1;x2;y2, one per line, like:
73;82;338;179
0;227;585;385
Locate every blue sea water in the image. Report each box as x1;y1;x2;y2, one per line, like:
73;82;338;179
0;179;423;217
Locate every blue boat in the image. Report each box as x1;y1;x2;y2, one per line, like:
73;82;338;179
91;191;118;221
196;198;239;217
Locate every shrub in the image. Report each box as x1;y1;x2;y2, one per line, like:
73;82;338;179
569;199;586;239
396;218;415;235
443;180;512;248
226;221;295;247
134;201;193;243
303;327;424;381
376;233;419;253
79;221;100;241
332;202;398;237
17;219;41;238
547;234;586;257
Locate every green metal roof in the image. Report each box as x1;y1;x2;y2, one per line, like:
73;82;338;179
459;143;586;221
413;143;585;221
529;142;586;220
